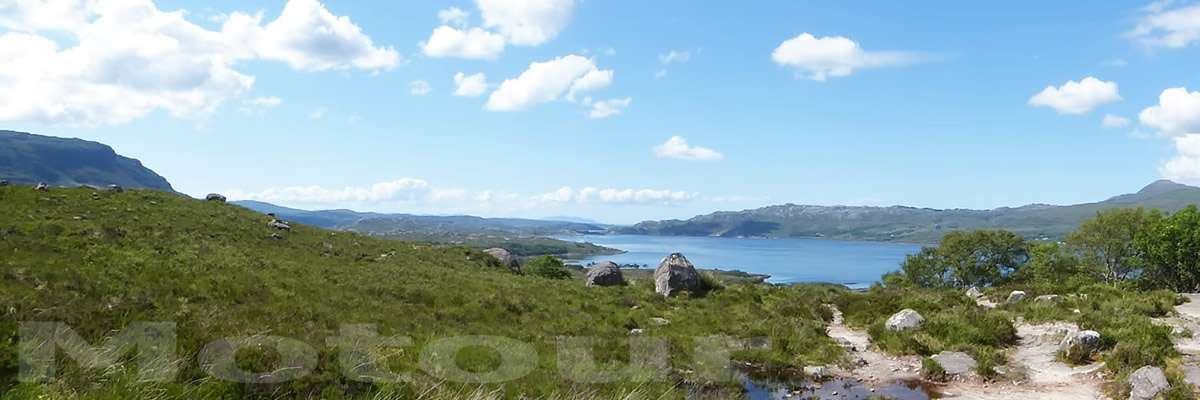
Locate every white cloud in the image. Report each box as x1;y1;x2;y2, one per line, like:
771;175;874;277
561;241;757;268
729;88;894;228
1027;77;1121;115
1161;134;1200;184
308;107;327;120
659;50;691;64
476;0;574;46
1102;114;1131;129
410;80;432;95
1140;87;1200;136
537;186;696;205
653;136;724;161
770;33;924;81
0;0;397;126
1128;2;1200;48
420;25;506;60
453;72;489;97
247;96;283;107
587;97;631;119
486;54;613;111
437;7;470;27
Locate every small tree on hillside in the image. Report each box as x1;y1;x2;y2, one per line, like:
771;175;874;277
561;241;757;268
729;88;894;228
524;256;573;280
1138;206;1200;292
939;230;1030;288
1067;208;1158;283
899;247;951;288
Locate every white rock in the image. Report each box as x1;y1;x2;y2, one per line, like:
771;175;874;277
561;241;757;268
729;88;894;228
1006;290;1027;304
965;286;983;298
885;309;924;331
1128;366;1169;400
1035;294;1061;302
931;351;977;376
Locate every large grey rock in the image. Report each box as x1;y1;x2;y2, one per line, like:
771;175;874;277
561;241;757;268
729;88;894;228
268;219;292;231
0;179;8;186
1035;294;1061;302
1128;366;1169;400
205;193;226;202
885;309;924;331
1059;330;1102;363
585;261;625;287
653;253;702;297
106;184;123;193
965;286;983;298
483;248;520;272
35;182;48;191
931;351;977;376
1006;290;1027;304
803;365;828;378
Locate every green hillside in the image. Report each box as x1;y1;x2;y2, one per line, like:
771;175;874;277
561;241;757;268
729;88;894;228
0;185;844;399
0;131;173;191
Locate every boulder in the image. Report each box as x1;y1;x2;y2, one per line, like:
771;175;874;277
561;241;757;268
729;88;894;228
483;248;520;272
931;351;977;376
965;286;983;298
106;184;123;193
1006;290;1027;304
584;261;625;287
205;193;226;202
653;253;702;297
1060;330;1101;362
885;309;924;331
1128;366;1169;400
35;182;48;191
268;219;292;231
0;180;8;186
1035;294;1061;302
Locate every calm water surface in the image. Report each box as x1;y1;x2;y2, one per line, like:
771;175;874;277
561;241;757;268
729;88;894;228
555;234;921;286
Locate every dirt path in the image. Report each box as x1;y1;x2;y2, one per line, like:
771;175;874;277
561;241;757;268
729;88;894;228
823;305;1105;399
1156;293;1200;389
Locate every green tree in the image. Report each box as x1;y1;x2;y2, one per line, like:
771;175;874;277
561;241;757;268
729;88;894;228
1067;208;1158;283
939;230;1029;288
523;255;573;280
899;247;950;288
1013;242;1083;285
1138;206;1200;292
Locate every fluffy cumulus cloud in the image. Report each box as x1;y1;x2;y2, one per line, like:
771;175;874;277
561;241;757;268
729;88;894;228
537;186;696;205
409;80;432;95
587;97;631;119
421;0;574;60
1102;114;1131;129
486;54;613;111
1027;77;1121;115
453;72;488;97
1128;2;1200;48
653;136;724;161
0;0;398;125
1162;134;1200;184
1140;87;1200;136
770;33;923;81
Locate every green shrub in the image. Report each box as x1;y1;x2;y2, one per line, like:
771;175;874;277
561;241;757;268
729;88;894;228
522;255;572;279
921;357;946;382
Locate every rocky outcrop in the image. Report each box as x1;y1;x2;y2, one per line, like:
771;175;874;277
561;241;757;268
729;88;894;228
966;286;982;298
1035;294;1061;302
584;261;625;287
35;182;48;191
205;193;226;202
1007;290;1027;304
106;184;123;193
885;309;924;331
653;253;702;297
1128;366;1169;400
484;248;520;272
0;180;8;186
268;219;292;231
931;351;977;376
1059;330;1101;363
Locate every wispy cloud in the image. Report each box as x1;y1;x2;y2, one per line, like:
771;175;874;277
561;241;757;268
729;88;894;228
653;136;724;161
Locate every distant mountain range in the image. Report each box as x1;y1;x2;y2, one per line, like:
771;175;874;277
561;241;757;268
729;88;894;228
615;180;1200;243
0;130;173;191
233;200;610;234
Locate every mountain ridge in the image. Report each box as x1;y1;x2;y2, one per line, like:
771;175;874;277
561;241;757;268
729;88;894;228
615;180;1200;243
0;130;173;191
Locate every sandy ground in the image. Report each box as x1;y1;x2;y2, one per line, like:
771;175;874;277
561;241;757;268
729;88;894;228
823;305;1106;399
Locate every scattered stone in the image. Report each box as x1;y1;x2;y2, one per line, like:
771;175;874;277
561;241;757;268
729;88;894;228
1128;366;1169;400
483;248;520;272
268;219;291;231
0;179;8;186
653;253;702;297
205;193;226;202
1006;290;1027;304
1035;294;1061;302
966;286;983;298
931;351;977;376
885;309;924;331
267;213;276;218
649;317;671;326
270;233;283;240
35;182;48;191
629;328;645;336
584;261;625;287
1059;330;1102;362
106;184;123;193
803;365;828;378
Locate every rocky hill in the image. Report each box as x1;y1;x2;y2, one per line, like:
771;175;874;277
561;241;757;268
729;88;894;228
0;130;173;191
616;180;1200;243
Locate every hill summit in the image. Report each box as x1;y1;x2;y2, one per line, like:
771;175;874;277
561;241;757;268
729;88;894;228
0;130;173;191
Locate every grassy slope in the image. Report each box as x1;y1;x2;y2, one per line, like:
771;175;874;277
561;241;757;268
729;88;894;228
0;186;843;399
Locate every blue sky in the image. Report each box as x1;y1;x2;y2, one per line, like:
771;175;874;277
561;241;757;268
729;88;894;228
3;0;1200;223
